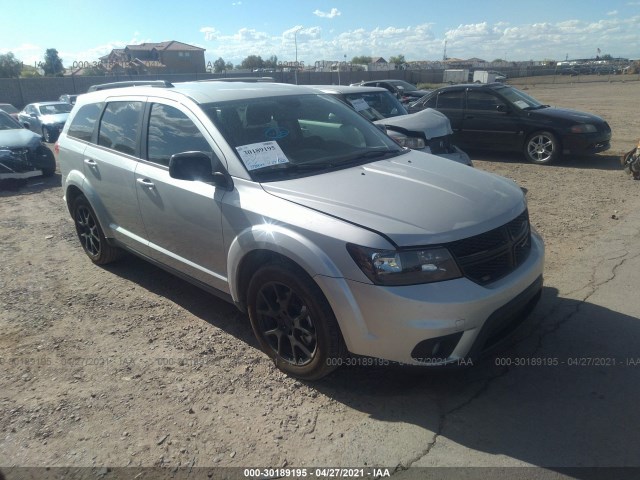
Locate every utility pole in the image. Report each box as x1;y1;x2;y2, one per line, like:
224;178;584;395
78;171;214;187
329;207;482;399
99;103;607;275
294;27;303;85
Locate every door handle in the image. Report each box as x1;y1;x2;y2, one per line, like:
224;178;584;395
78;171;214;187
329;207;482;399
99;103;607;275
84;159;97;167
136;178;155;188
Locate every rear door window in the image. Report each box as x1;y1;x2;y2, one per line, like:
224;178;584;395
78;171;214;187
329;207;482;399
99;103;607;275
98;101;143;156
436;91;464;109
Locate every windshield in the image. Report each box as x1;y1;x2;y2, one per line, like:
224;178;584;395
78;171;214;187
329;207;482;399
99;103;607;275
0;104;18;114
389;80;418;92
0;112;21;130
343;91;407;120
204;94;405;182
498;86;544;110
38;103;73;115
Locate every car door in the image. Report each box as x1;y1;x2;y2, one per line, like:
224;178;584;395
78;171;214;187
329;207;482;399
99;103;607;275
459;90;521;150
22;105;41;133
134;100;228;292
433;89;465;137
82;99;148;251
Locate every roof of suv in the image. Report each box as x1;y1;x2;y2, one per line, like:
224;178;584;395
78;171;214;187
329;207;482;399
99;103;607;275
79;81;322;105
307;85;389;95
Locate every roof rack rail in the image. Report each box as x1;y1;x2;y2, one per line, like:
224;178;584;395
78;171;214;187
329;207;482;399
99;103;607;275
194;77;276;83
87;80;174;92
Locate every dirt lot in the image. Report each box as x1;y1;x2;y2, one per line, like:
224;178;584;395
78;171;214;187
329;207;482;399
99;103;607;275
1;80;639;472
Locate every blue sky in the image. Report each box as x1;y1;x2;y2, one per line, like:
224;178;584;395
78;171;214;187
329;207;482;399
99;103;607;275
2;0;639;68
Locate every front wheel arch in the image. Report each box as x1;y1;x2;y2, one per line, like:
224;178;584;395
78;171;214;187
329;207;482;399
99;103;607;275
246;260;346;380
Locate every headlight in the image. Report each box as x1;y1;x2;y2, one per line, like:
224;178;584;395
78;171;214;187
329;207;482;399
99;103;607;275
347;244;462;286
386;131;426;149
570;124;597;133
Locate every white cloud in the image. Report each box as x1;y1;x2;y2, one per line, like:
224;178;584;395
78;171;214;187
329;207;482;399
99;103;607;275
200;27;221;41
607;10;618;15
313;8;341;18
194;16;640;67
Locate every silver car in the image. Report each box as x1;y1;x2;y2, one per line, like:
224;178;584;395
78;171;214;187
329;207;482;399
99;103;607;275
17;101;73;143
57;81;544;380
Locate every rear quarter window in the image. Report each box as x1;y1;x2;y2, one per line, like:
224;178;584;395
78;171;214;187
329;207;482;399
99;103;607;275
67;103;104;142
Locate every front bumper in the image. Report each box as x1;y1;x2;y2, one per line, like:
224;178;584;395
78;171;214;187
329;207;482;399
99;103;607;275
314;231;544;365
561;131;611;156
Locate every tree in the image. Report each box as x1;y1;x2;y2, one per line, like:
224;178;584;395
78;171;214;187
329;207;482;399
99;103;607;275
43;48;64;76
351;55;372;65
225;61;234;71
389;54;406;65
240;55;264;70
213;57;227;73
0;52;22;78
264;55;278;69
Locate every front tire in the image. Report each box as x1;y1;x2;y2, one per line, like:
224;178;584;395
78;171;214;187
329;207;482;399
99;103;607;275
247;262;345;380
42;126;52;143
524;131;560;164
72;195;122;264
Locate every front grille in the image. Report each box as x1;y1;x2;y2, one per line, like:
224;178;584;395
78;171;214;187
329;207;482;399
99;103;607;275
448;210;531;285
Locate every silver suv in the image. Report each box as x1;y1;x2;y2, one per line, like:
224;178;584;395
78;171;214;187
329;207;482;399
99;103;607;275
57;81;544;380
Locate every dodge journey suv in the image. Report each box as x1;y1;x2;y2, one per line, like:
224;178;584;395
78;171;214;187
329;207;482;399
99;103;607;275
57;80;544;380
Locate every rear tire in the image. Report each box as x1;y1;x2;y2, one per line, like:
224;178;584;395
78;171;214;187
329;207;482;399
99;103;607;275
72;195;123;264
247;262;345;380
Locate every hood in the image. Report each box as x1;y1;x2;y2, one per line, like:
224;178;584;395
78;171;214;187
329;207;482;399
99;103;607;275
262;150;526;247
531;106;605;124
0;128;42;149
40;113;69;125
375;108;453;139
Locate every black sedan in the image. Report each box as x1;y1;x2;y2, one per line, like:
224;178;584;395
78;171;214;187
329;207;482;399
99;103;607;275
353;79;431;105
407;83;611;164
0;111;56;177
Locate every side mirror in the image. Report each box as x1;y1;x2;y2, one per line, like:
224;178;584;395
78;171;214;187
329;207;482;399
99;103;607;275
169;151;233;189
496;104;508;113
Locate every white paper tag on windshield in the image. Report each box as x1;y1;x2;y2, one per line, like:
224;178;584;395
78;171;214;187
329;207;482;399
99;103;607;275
236;141;289;171
349;98;370;112
513;100;529;109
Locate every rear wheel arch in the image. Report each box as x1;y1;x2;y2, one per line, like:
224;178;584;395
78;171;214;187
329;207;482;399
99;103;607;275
65;185;85;213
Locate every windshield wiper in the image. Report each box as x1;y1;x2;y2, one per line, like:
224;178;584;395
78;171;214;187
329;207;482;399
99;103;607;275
339;149;402;165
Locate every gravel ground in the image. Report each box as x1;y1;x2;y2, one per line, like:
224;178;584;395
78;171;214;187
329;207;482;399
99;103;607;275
1;80;638;471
